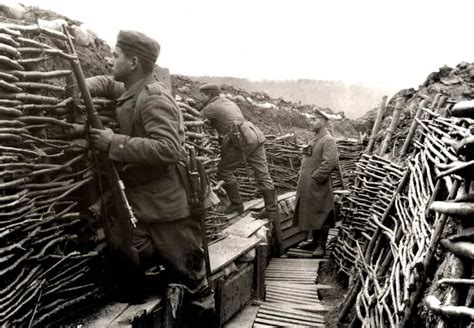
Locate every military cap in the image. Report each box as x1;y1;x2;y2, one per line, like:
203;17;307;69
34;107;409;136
199;83;220;93
116;30;160;63
312;108;331;120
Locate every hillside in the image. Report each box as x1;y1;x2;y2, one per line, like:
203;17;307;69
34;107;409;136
172;75;360;140
192;76;397;119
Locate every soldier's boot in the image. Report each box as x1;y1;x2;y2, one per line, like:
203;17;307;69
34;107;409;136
312;226;329;258
222;182;244;214
164;284;185;328
262;189;285;256
251;207;267;219
297;238;317;251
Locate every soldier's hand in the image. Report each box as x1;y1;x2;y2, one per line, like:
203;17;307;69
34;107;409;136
89;127;114;152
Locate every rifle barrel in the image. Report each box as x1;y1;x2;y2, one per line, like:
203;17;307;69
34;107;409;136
63;25;137;228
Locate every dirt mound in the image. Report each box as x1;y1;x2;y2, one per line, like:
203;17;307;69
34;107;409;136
355;62;474;157
1;3;112;77
172;74;360;140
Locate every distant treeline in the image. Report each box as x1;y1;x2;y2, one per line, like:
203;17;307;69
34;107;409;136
191;76;396;119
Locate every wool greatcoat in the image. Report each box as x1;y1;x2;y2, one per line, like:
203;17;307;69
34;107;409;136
293;128;338;231
86;74;190;223
86;75;212;310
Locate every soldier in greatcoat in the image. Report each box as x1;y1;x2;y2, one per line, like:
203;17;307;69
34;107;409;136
293;109;339;257
86;30;214;323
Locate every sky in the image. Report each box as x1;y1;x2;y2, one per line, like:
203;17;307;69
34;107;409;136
8;0;474;90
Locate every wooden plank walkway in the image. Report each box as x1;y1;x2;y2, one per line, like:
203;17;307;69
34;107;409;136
253;258;330;327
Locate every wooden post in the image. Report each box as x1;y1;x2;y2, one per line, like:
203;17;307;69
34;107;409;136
365;95;387;154
254;244;267;301
337;279;363;324
401;179;462;327
215;277;225;328
398;100;427;160
336;158;346;190
379;98;404;156
352;96;387;189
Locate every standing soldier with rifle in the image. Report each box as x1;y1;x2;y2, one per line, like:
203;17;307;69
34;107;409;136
80;30;214;324
199;83;284;255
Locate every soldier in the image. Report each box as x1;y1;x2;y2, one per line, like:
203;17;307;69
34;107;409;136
199;84;284;255
86;30;214;323
293;109;339;257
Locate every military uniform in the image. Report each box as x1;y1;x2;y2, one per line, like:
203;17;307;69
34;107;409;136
200;89;284;255
201;95;273;190
87;74;211;309
294;128;338;230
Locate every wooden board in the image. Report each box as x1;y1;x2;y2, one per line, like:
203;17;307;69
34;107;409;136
209;235;260;274
84;295;162;327
244;191;296;211
109;296;162;326
262;300;330;312
283;231;307;249
222;214;268;238
221;264;254;323
224;305;259;328
258;307;324;321
254;316;322;328
256;312;323;326
82;302;129;327
282;226;303;240
277;191;297;202
223;191;296;221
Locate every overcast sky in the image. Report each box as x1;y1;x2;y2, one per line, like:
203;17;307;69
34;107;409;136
11;0;474;90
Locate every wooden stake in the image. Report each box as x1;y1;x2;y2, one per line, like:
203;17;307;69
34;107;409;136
401;179;462;327
365;95;387;154
379;98;404;156
398;100;427;160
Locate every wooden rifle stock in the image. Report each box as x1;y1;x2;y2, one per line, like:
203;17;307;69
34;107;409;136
62;25;137;230
188;146;212;284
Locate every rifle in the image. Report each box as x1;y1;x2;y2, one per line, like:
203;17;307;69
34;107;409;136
232;122;253;186
188;146;212;285
63;26;138;259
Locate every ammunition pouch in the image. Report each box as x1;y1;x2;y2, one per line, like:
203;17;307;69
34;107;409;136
229;122;244;149
177;157;210;218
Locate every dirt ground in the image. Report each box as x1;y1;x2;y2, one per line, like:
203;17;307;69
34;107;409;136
317;259;353;327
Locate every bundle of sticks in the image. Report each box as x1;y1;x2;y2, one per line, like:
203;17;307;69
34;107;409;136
233;135;362;201
332;139;364;190
423;100;474;324
337;94;474;327
0;22;104;326
333;154;404;275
